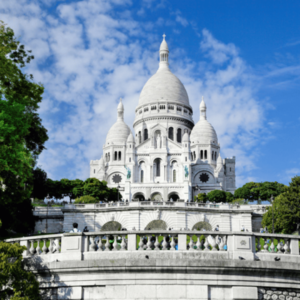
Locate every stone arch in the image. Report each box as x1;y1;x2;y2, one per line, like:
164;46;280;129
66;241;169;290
100;221;122;231
144;220;167;230
133;192;145;201
192;221;212;231
168;192;179;201
151;192;163;201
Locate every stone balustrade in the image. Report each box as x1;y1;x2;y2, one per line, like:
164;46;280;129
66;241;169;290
63;202;269;211
5;231;300;262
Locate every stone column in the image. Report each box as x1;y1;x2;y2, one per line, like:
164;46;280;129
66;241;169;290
125;180;131;202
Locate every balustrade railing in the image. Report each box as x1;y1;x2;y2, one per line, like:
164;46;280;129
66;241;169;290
5;231;299;259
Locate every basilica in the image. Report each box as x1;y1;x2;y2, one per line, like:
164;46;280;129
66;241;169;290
90;36;236;201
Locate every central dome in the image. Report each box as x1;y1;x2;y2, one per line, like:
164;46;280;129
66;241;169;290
138;67;190;107
137;35;191;109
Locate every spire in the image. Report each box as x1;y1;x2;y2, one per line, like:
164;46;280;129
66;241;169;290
159;34;169;69
200;96;207;120
117;98;124;121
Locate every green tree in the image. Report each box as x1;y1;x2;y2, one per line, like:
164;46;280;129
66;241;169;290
258;181;286;201
0;21;48;235
207;190;227;203
82;178;121;201
194;193;207;202
262;176;300;234
75;195;97;204
0;242;41;300
225;192;234;202
234;182;260;200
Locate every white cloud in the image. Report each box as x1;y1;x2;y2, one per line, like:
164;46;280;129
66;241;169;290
0;1;268;187
175;15;188;27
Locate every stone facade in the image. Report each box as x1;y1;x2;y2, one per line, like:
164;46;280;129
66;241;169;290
90;36;236;201
258;288;300;300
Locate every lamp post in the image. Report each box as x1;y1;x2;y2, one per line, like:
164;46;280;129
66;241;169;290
117;185;120;202
271;195;274;233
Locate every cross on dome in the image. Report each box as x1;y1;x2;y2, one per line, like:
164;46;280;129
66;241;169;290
163;34;166;40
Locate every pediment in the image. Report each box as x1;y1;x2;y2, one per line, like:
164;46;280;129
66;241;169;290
136;138;151;150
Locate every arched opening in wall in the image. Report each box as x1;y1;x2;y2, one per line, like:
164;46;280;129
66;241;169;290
133;192;145;201
114;151;117;160
192;221;212;231
168;127;174;140
177;128;182;143
215;152;217;160
168;192;179;201
118;151;121;160
173;170;176;182
139;161;145;183
100;221;122;231
138;131;141;143
144;128;148;141
108;153;110;161
200;150;203;159
151;192;163;201
204;150;207;159
145;220;167;230
153;158;161;177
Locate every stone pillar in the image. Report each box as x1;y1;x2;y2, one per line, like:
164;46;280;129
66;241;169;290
183;179;190;201
125;180;131;202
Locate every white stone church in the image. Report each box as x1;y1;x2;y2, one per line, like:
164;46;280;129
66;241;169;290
90;36;236;201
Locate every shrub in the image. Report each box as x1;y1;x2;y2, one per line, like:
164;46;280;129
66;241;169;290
75;195;98;204
194;193;207;202
207;190;227;203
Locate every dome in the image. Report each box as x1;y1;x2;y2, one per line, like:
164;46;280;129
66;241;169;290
138;68;190;107
182;132;189;143
190;120;218;144
127;132;134;143
137;35;191;108
106;120;131;145
106;99;131;145
160;34;169;52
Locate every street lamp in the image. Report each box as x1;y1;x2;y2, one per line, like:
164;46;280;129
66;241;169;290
271;195;274;233
117;185;121;202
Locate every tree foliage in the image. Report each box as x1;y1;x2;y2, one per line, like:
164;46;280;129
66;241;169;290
75;195;97;204
207;190;227;203
234;181;286;201
262;176;300;234
194;193;207;202
0;21;48;235
0;241;41;300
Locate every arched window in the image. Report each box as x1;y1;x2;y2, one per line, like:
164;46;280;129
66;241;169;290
177;128;182;143
173;170;176;182
154;158;161;177
114;151;117;160
212;151;214;160
200;150;203;159
185;157;187;162
204;150;207;159
108;153;110;161
230;167;232;172
215;152;217;161
94;169;95;174
168;127;174;140
144;129;148;140
130;145;131;148
141;170;144;183
118;151;121;160
138;131;141;143
129;158;131;162
105;153;107;162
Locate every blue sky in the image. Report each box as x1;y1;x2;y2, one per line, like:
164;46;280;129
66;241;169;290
1;0;300;187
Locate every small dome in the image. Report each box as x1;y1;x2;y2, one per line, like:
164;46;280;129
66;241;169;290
127;132;134;143
160;34;169;52
106;120;131;145
190;119;218;144
200;98;206;110
182;132;189;143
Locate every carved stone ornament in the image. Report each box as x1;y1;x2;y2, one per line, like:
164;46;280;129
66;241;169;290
240;240;246;246
112;174;122;184
111;215;115;221
200;173;209;183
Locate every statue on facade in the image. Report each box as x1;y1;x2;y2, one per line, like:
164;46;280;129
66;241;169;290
124;165;131;179
184;165;189;178
156;135;161;148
